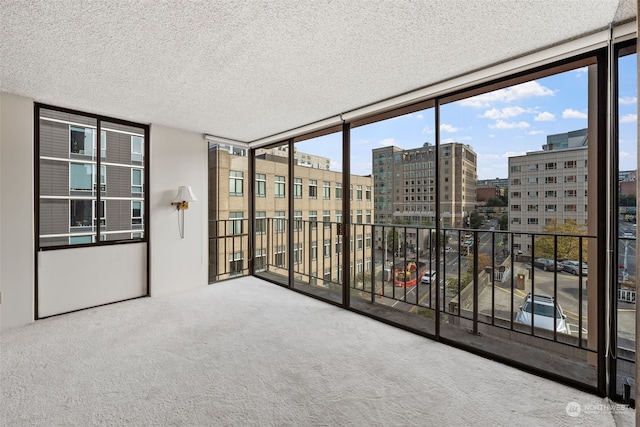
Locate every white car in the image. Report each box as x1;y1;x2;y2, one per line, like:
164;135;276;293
515;293;570;334
421;270;436;284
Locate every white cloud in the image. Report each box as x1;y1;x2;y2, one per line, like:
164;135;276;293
441;137;456;144
620;114;637;123
619;96;637;105
440;123;459;133
378;138;398;147
459;136;472;141
489;134;495;138
415;114;424;120
534;111;555;121
459;81;555;108
422;125;433;134
479;106;528;119
620;151;633;160
562;109;587;119
527;130;544;135
488;120;530;129
572;67;588;75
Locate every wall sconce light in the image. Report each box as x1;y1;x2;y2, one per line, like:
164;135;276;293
172;186;197;238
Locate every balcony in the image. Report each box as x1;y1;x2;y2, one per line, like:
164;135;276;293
210;219;636;402
1;275;633;425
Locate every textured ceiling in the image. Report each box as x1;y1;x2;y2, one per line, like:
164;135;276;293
0;0;636;143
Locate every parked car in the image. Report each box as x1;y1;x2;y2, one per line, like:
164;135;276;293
421;270;437;284
515;293;570;334
621;231;635;239
561;260;588;275
533;257;561;271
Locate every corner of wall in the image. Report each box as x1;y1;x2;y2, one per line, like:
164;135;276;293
0;92;35;331
149;124;209;297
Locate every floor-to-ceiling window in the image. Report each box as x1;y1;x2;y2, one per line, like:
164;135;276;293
615;42;637;402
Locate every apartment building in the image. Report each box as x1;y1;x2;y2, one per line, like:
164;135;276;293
38;106;147;247
508;129;589;253
209;145;374;285
372;142;478;229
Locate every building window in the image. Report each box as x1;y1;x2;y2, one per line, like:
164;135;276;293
309;180;317;199
511;192;520;198
294;178;302;199
323;210;331;228
366;210;372;223
527;204;538;212
366;234;372;248
528;164;538;171
324;239;331;258
132;201;143;228
356;210;363;224
336;183;343;200
311;241;317;260
274;211;286;233
544;176;556;184
365;186;371;200
309;211;317;230
293;243;303;265
336;210;342;224
545;190;557;197
229;212;243;235
564;190;577;197
511;178;521;185
131;136;144;164
510;165;521;173
256;173;266;197
527;177;538;184
229;252;244;276
70;163;106;194
512;217;521;224
275;246;286;267
229;171;244;196
527;191;538;198
70;199;105;229
545;204;556;212
255;249;266;272
356;235;363;250
323;181;331;199
255;211;266;234
527;218;539;225
357;185;363;200
323;268;331;282
335;237;343;255
564;175;577;183
564;204;577;212
564;160;577;168
294;211;302;231
131;168;143;195
545;162;557;170
511;204;521;211
275;176;285;198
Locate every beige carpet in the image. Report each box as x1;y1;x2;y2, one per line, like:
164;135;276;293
1;276;634;426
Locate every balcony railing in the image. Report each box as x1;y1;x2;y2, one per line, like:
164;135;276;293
209;218;633;394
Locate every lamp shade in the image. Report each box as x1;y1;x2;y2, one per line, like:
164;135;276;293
173;185;197;203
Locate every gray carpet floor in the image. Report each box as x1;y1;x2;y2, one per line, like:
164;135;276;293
1;276;634;426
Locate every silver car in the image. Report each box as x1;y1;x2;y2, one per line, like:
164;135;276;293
561;260;587;275
515;293;570;334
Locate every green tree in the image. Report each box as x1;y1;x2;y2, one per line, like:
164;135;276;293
486;197;506;207
469;211;483;229
535;219;588;260
387;228;400;253
498;213;508;230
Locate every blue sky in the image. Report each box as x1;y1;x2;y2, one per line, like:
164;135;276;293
296;54;637;180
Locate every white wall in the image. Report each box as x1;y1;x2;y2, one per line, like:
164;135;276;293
0;93;35;330
0;94;210;331
149;125;208;296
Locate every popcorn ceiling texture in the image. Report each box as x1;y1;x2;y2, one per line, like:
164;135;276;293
0;1;635;142
0;277;634;426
